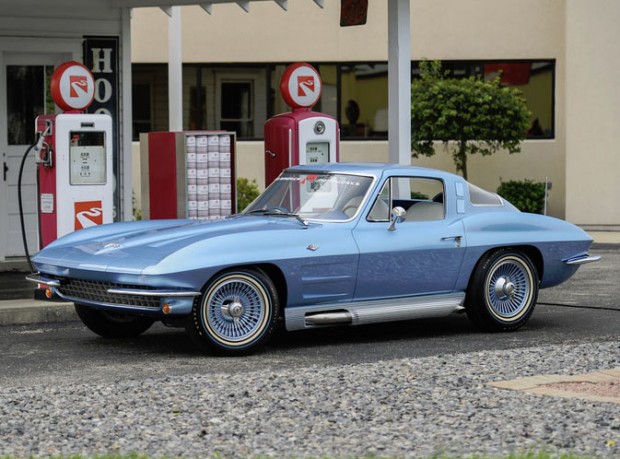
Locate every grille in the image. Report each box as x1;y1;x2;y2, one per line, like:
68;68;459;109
55;277;161;309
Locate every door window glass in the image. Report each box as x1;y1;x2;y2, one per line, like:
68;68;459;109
369;177;445;222
7;65;54;145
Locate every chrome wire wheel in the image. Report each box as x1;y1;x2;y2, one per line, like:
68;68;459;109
466;250;539;332
485;255;534;322
201;272;271;347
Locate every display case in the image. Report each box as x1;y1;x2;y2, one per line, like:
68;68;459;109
140;131;236;220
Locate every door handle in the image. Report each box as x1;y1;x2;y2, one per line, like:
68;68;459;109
3;161;7;182
441;235;463;247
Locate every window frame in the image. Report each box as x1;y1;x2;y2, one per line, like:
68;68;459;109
215;73;258;138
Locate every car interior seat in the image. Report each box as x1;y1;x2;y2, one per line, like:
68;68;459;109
404;201;444;221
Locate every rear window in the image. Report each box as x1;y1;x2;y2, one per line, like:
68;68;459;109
468;183;503;206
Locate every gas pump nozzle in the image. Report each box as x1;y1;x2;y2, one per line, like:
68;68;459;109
34;120;53;166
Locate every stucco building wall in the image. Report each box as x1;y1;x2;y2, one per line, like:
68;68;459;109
131;0;619;226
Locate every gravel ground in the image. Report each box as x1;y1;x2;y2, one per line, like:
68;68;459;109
1;339;619;459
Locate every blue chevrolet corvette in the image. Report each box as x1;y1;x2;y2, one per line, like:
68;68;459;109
28;163;599;355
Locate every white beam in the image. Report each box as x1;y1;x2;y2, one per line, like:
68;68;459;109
274;0;287;11
168;5;183;131
387;0;411;165
237;0;250;12
200;3;213;14
160;6;173;16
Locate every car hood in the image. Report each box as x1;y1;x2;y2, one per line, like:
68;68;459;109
32;216;310;274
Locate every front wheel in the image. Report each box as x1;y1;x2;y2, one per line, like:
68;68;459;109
186;268;280;355
74;304;155;338
465;250;539;332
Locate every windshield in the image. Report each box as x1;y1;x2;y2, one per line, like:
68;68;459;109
245;172;374;221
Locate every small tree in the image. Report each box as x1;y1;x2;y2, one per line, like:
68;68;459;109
411;61;531;180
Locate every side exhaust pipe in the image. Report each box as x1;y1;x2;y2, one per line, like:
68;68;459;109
305;311;353;326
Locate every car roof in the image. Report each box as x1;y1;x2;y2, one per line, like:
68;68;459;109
286;162;462;181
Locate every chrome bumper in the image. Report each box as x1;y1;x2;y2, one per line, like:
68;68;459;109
25;273;61;287
563;254;601;265
25;272;200;316
26;273;201;297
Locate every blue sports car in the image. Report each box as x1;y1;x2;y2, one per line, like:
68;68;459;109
28;163;599;355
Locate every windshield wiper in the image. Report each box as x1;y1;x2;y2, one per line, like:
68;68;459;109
246;208;308;227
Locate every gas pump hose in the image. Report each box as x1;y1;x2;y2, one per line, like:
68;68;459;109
17;134;41;273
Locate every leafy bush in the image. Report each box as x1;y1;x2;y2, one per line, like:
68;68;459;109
236;177;260;212
497;179;546;214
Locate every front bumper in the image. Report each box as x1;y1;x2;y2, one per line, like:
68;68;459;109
26;273;201;317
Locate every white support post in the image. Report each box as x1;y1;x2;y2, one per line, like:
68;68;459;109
387;0;411;165
121;7;133;222
168;6;183;132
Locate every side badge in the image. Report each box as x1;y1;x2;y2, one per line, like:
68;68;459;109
306;244;319;252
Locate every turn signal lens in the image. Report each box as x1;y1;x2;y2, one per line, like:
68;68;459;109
162;303;171;314
45;288;53;299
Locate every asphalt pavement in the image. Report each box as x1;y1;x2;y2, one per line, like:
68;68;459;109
0;231;617;327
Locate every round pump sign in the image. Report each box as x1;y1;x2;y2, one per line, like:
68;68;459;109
280;62;322;109
50;61;95;112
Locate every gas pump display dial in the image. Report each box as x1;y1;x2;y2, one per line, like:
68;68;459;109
69;131;106;185
306;142;329;164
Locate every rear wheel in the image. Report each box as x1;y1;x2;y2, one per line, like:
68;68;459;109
74;304;155;338
186;268;280;355
466;250;539;331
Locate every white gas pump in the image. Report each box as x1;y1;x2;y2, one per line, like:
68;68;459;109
264;63;339;186
33;61;113;249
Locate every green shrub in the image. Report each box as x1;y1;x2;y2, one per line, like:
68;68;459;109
410;191;429;200
497;179;546;214
236;177;260;212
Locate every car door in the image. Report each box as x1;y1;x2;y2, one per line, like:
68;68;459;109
352;175;466;300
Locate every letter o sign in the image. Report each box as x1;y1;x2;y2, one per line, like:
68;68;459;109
50;61;96;112
280;63;322;110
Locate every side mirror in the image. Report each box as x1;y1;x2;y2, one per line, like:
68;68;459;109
388;206;406;231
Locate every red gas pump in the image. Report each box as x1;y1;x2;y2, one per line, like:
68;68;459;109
264;63;339;186
34;61;114;249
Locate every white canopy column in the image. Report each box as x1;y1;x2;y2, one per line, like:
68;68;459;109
166;5;183;131
387;0;411;165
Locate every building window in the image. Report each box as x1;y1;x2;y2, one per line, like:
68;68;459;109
132;82;152;140
339;64;389;139
414;60;555;139
6;65;54;145
189;85;206;131
270;63;389;141
218;80;254;137
132;59;554;142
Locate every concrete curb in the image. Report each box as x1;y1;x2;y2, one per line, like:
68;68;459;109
0;299;76;326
